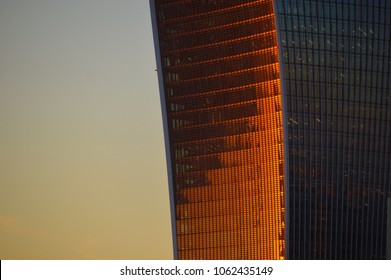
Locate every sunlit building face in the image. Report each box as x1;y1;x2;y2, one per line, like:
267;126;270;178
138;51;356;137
150;0;391;260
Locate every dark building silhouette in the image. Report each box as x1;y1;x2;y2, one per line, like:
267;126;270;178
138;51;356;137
150;0;391;259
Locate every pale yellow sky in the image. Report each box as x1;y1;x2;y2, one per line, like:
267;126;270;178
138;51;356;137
0;0;173;259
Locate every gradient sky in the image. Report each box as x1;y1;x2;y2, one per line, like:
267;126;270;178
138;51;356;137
0;0;173;259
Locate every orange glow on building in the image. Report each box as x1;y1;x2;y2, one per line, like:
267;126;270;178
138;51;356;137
151;0;285;259
152;0;391;260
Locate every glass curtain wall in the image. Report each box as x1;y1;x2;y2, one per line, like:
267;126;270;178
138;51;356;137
152;0;285;259
276;0;391;259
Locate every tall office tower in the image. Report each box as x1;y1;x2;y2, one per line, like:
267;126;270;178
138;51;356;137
150;0;391;259
278;0;391;259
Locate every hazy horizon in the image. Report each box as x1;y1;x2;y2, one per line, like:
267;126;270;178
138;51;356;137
0;0;173;259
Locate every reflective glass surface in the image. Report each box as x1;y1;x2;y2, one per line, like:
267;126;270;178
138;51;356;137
276;0;391;259
151;0;391;260
152;0;285;259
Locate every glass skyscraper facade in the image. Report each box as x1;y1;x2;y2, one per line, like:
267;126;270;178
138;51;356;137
278;0;391;259
150;0;391;259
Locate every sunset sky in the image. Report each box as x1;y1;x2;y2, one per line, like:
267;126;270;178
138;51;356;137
0;0;173;259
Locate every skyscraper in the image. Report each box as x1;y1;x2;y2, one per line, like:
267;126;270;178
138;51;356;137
150;0;391;259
